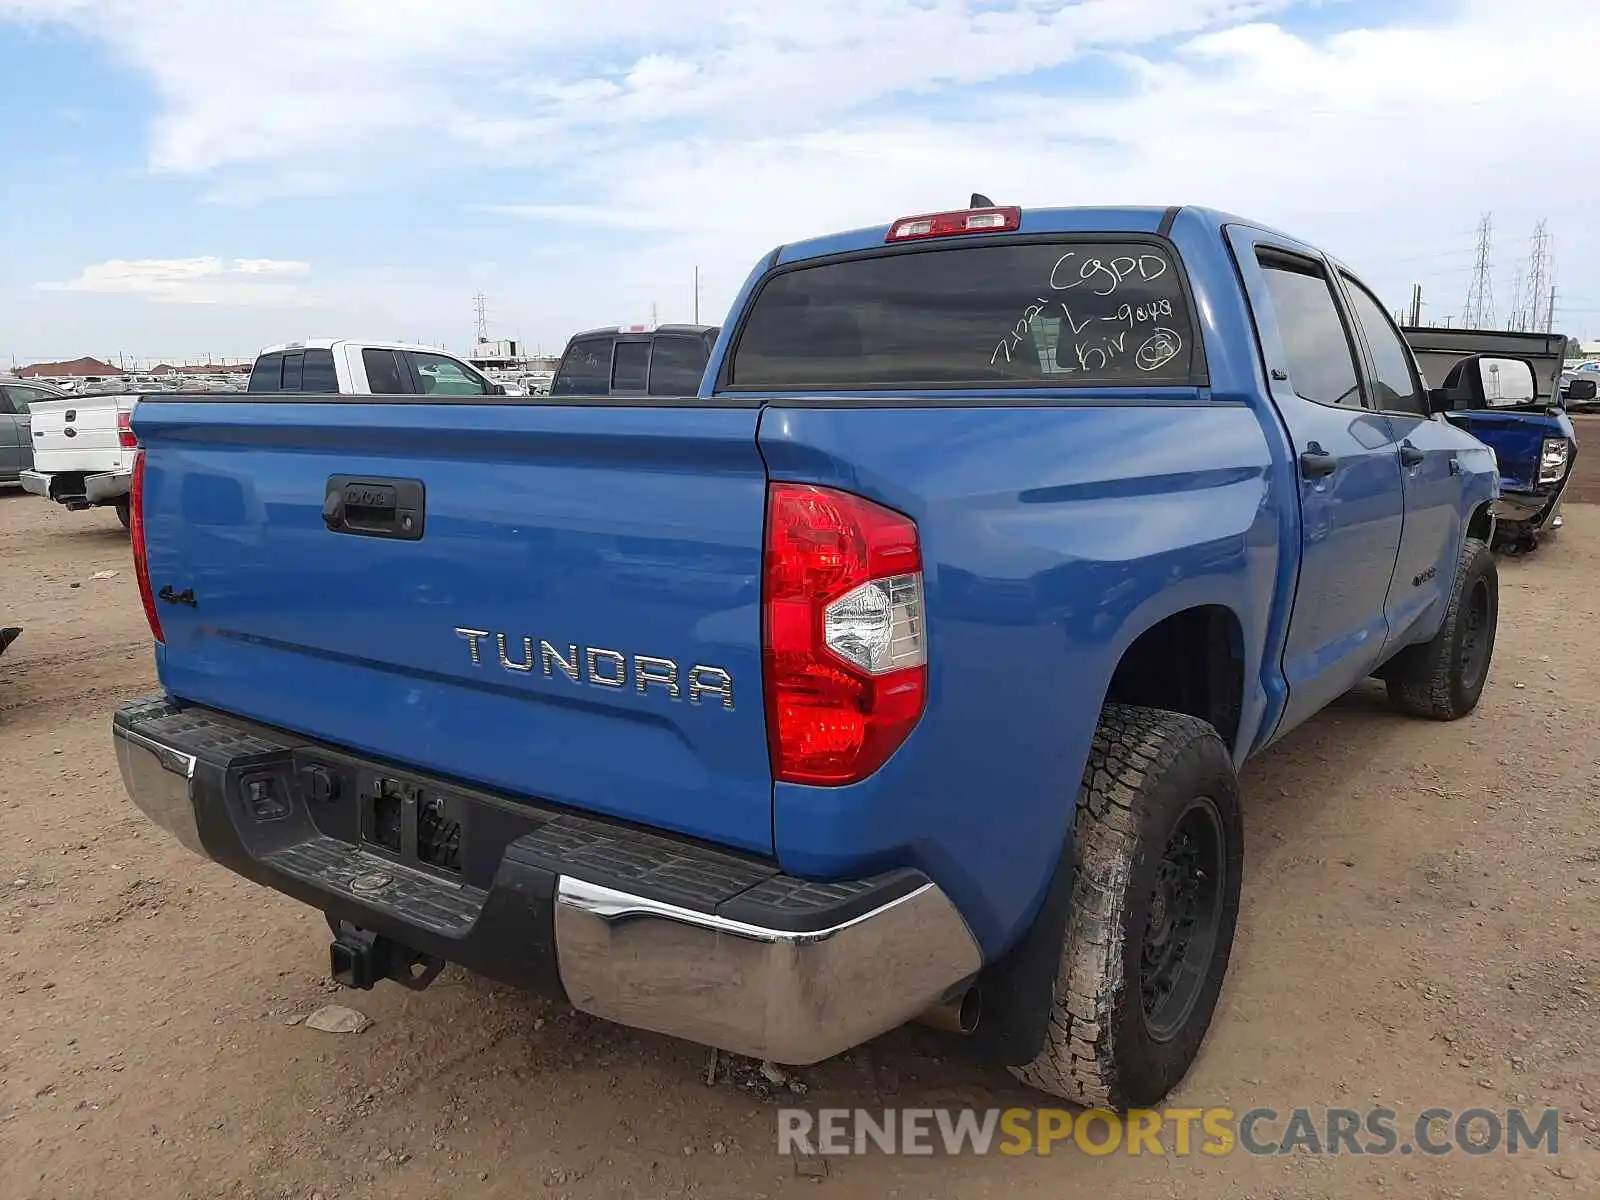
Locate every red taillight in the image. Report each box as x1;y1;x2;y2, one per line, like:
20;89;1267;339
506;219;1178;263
129;450;163;644
764;484;928;786
886;206;1021;242
117;410;137;450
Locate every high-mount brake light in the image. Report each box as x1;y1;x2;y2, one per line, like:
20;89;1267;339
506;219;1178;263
763;484;928;786
129;450;163;644
117;410;137;450
885;206;1021;243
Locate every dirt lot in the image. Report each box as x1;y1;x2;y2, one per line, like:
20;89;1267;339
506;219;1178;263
3;486;1599;1200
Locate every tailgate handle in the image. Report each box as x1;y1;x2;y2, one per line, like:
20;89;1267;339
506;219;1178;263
323;476;425;541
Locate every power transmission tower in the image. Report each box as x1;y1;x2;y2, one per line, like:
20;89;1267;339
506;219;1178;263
1508;265;1526;332
1520;220;1551;334
1463;213;1495;328
473;291;489;344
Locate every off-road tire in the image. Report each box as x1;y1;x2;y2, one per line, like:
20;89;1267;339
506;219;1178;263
1010;704;1243;1111
115;498;131;530
1384;537;1497;720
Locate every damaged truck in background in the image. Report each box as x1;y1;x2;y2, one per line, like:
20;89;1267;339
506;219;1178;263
1403;327;1587;554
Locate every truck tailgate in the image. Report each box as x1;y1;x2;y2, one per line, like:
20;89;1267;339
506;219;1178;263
29;395;134;473
133;398;774;854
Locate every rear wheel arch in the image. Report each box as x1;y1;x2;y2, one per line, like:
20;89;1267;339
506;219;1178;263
1101;603;1247;754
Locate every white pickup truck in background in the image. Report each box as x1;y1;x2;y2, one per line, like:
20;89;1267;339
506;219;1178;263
247;339;517;396
19;393;140;528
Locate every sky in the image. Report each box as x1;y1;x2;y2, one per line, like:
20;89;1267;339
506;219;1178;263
1;0;1598;366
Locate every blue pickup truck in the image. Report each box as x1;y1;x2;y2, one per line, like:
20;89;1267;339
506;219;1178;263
114;204;1502;1111
1402;326;1584;553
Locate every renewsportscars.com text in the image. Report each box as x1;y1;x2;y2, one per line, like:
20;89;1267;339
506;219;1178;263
777;1106;1562;1158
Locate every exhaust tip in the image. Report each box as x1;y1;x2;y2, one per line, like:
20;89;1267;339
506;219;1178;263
916;984;982;1036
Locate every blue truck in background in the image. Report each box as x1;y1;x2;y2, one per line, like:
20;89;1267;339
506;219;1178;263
1402;326;1585;553
115;203;1508;1111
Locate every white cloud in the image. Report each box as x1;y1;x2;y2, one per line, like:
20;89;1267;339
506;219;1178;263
6;0;1600;345
35;257;319;306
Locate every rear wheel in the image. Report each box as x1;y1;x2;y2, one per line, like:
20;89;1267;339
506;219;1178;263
115;498;131;530
1385;537;1497;720
1010;705;1243;1111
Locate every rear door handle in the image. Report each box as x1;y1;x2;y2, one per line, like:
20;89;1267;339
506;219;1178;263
1399;441;1425;468
1299;449;1338;479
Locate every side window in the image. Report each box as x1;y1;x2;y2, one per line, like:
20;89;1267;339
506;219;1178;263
363;348;408;395
647;336;708;395
301;348;338;393
1340;277;1425;416
4;385;49;413
247;353;284;392
551;336;616;396
1256;254;1364;408
611;341;650;393
281;351;304;391
407;352;487;396
0;388;16;416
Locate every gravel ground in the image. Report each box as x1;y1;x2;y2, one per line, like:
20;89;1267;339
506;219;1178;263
2;487;1598;1200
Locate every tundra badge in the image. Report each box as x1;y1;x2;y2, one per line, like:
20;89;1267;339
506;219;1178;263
453;627;734;710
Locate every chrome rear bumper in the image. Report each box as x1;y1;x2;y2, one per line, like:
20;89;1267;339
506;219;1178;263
112;701;981;1065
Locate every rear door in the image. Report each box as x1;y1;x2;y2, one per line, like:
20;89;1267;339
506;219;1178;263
4;385;60;475
1336;272;1463;647
1229;229;1406;734
0;388;22;479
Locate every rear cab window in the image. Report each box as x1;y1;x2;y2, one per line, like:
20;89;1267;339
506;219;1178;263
551;336;617;396
248;353;284;392
724;240;1198;390
301;348;338;393
249;348;339;393
611;341;651;393
648;336;710;395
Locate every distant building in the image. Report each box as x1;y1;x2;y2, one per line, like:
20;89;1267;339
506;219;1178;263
18;356;125;378
467;339;525;370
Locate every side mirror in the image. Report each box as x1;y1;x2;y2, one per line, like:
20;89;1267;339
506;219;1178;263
1434;353;1539;412
488;382;507;396
1475;356;1536;407
1563;377;1598;403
